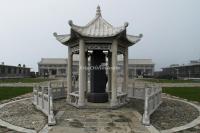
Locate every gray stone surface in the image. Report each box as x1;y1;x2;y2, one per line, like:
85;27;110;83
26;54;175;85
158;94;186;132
151;98;199;130
176;124;200;133
128;96;200;133
0;99;47;131
0;125;21;133
51;99;150;133
1;86;200;133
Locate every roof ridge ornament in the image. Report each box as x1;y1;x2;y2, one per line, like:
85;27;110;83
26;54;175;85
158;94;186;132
68;20;73;26
96;5;101;17
124;22;129;28
53;32;57;37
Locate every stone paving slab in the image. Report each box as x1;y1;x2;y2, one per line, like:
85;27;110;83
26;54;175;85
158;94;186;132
50;99;150;133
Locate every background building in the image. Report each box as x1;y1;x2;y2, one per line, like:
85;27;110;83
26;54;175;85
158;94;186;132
38;57;154;78
0;62;31;79
156;59;200;79
38;58;67;78
125;59;154;78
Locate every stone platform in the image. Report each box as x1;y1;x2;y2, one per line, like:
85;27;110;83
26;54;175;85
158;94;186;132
1;93;200;133
68;101;127;109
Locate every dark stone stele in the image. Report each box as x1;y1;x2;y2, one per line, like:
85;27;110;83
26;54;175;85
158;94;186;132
87;50;108;103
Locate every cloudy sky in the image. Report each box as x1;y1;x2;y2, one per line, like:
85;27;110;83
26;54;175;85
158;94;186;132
0;0;200;71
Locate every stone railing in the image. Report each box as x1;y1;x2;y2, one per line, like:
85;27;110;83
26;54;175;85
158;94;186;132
68;91;79;107
39;80;67;100
128;82;145;99
49;80;66;100
128;82;162;125
117;91;127;105
142;85;162;125
33;80;66;125
33;84;56;126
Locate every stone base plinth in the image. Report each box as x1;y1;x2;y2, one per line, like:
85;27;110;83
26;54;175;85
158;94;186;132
87;93;108;103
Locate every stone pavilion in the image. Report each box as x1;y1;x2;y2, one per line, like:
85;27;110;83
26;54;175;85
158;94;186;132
53;6;142;108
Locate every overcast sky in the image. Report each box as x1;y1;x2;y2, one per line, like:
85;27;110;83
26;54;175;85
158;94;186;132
0;0;200;71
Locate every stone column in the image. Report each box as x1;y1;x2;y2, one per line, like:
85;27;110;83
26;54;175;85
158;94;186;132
78;39;86;107
67;47;72;102
88;55;91;93
85;52;88;94
108;52;112;93
123;47;128;93
111;39;118;107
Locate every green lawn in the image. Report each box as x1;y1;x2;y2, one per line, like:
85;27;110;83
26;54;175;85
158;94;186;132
163;87;200;102
140;79;200;83
0;87;32;101
0;78;53;83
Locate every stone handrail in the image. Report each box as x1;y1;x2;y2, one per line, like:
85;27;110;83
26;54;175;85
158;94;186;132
39;80;66;100
128;82;162;125
117;92;127;105
68;91;79;107
142;85;162;125
127;83;145;99
33;84;56;126
50;81;66;100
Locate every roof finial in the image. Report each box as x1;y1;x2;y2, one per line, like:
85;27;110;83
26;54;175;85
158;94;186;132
96;5;101;17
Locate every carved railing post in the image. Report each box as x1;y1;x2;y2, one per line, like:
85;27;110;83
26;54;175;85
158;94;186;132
142;84;150;125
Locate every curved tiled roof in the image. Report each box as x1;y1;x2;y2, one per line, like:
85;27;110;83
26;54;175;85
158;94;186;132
68;6;128;38
53;33;141;44
53;6;142;45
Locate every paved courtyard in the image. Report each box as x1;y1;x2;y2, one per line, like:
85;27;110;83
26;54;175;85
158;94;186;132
0;93;150;133
50;99;150;133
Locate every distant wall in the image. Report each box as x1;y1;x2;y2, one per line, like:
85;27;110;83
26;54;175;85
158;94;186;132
0;65;31;79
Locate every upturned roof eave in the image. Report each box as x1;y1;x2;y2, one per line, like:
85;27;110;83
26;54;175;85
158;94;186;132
126;34;143;47
53;32;142;47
